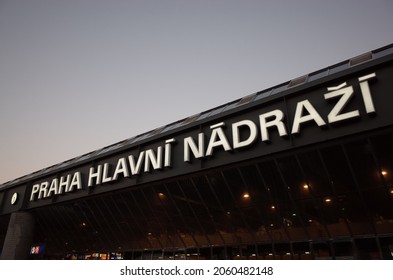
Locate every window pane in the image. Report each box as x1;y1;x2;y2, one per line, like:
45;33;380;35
320;145;357;194
344;140;382;190
298;151;334;197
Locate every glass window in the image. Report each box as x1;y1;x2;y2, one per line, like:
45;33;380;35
276;156;308;200
274;243;292;260
341;194;373;236
298;151;334;198
191;175;236;245
312;242;333;259
363;188;393;234
178;179;217;247
355;238;381;259
333;241;355;259
257;160;290;202
222;168;265;233
318;194;351;237
238;165;273;243
152;183;197;248
293;242;312;259
185;248;200;260
198;247;212;260
320;145;357;195
344;140;382;190
297;199;329;239
257;244;274;260
370;133;393;187
276;200;307;241
379;236;393;260
207;171;254;245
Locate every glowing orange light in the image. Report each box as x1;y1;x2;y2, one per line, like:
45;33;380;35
325;198;332;203
242;192;250;199
303;184;309;189
382;170;388;176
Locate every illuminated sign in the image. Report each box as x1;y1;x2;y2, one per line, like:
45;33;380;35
29;73;378;202
30;245;45;255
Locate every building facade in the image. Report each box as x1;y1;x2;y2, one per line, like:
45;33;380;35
1;44;393;260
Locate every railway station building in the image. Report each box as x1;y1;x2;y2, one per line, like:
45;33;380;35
1;44;393;260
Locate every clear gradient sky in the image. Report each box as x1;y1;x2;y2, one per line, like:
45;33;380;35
0;0;392;184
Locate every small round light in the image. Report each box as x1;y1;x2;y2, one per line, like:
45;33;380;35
325;198;332;203
382;170;388;176
243;193;250;199
303;184;309;189
271;205;276;210
11;192;18;205
158;192;166;199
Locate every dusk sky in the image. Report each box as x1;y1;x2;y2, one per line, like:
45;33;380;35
1;0;392;184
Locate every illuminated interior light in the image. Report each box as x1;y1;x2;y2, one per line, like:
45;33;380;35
242;192;250;199
158;192;166;199
305;251;310;255
268;253;273;256
271;205;276;210
148;232;152;236
390;189;393;194
325;198;332;203
303;184;309;189
292;213;297;216
286;253;291;255
382;170;388;176
270;224;274;227
308;219;313;223
226;211;231;215
251;254;256;257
